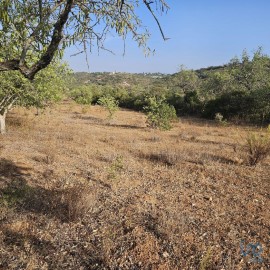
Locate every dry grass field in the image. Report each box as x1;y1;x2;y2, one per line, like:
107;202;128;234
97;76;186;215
0;102;269;269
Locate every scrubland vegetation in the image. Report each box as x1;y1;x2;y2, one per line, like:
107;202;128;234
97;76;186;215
0;49;270;269
70;49;270;126
1;1;269;268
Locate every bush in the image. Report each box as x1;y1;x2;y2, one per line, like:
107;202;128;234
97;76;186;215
69;85;93;105
203;89;270;124
167;90;203;116
214;112;227;126
144;96;177;130
203;91;254;120
245;129;270;166
97;95;119;119
249;88;270;124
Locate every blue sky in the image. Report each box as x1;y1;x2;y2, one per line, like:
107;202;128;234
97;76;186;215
64;0;270;74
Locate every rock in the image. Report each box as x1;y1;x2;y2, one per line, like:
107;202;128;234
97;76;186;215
163;252;169;258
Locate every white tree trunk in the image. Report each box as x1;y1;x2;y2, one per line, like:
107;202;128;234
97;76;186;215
0;112;6;134
0;97;17;134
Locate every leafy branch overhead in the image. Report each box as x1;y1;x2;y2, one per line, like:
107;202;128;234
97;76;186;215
0;0;169;80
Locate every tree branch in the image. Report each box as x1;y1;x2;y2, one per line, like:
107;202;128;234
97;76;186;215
143;0;169;41
19;1;65;66
0;60;20;72
25;0;74;80
0;0;74;80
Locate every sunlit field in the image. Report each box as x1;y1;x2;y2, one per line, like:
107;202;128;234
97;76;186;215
0;103;269;269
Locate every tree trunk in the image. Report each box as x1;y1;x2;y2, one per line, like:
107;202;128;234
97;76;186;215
0;97;17;134
0;112;6;134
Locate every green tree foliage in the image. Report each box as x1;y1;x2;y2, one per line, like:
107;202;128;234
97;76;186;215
144;96;177;130
175;67;201;93
228;48;270;92
201;48;270;124
69;48;270;125
97;96;119;120
249;88;270;124
203;91;254;120
0;61;69;133
202;70;232;97
168;90;203;116
29;62;70;110
69;85;93;105
0;0;169;80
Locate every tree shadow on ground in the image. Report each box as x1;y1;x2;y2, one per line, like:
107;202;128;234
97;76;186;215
0;158;31;180
0;159;71;222
0;158;107;269
0;228;106;270
73;113;103;123
72;113;145;130
199;153;236;165
108;123;145;130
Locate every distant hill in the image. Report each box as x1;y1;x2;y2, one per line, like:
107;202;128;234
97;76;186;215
71;64;230;90
72;72;168;88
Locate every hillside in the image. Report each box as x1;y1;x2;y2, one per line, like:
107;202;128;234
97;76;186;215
71;66;229;88
68;54;270;126
72;72;167;88
0;103;269;269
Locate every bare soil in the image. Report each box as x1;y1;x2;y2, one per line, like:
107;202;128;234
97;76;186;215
0;103;269;269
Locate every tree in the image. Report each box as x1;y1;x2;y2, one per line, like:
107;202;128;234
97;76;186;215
0;0;169;80
175;67;201;94
228;48;270;92
69;85;93;105
97;95;119;120
0;71;28;133
202;70;232;97
0;61;69;134
143;96;177;130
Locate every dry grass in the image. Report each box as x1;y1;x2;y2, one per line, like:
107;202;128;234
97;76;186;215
245;132;270;166
0;102;269;269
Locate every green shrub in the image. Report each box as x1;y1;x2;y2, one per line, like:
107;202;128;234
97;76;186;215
214;112;228;126
144;96;177;130
70;85;93;105
97;95;119;119
249;88;270;124
203;91;254;120
203;89;270;124
167;90;203;116
107;155;124;179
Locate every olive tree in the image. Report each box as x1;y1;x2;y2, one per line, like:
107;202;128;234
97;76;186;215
0;0;169;80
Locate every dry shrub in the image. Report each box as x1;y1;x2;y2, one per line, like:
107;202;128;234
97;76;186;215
43;151;56;164
0;144;3;155
178;132;198;142
244;131;270;166
141;149;181;166
81;105;90;114
62;185;98;221
39;141;58;164
42;147;56;164
34;147;56;164
6;112;35;131
148;135;161;142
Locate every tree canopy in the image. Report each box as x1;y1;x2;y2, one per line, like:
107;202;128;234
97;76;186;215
0;0;169;80
0;60;70;133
